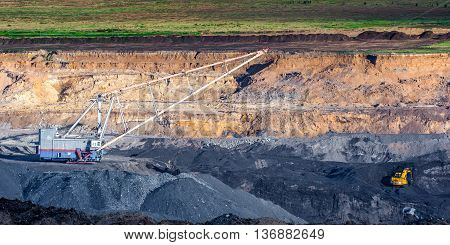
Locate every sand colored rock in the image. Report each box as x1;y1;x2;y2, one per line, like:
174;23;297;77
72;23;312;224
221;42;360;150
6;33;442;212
0;51;448;137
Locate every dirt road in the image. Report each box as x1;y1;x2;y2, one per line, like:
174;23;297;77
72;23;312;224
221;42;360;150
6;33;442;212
1;31;448;52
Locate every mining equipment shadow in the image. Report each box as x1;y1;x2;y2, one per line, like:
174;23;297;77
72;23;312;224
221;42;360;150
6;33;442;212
235;60;274;92
145;162;181;176
0;154;40;162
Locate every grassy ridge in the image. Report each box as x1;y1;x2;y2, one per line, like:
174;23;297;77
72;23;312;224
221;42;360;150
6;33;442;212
1;19;448;38
0;0;448;38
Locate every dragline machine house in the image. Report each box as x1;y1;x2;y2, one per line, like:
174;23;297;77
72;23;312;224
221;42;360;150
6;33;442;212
37;50;267;163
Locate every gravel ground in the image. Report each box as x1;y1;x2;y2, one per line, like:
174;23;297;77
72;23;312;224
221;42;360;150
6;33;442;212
0;133;305;224
0;130;448;224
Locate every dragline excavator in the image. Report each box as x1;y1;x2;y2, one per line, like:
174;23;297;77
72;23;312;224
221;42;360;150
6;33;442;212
36;50;267;163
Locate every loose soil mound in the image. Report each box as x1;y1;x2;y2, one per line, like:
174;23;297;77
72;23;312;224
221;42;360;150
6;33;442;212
0;160;305;224
0;31;448;52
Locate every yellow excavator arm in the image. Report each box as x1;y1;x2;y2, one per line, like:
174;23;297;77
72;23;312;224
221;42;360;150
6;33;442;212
401;168;412;178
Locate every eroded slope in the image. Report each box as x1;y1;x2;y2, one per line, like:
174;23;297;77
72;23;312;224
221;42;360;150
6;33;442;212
0;51;448;137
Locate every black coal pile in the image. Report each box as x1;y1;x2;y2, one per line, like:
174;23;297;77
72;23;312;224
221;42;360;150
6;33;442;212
204;213;289;225
0;161;305;224
114;134;450;224
140;174;303;223
0;198;290;225
1;132;448;225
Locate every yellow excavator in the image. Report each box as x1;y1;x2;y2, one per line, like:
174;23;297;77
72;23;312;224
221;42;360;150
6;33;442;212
390;168;412;187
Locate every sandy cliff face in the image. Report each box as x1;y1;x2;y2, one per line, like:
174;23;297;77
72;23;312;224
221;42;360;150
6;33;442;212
245;53;449;106
0;51;448;137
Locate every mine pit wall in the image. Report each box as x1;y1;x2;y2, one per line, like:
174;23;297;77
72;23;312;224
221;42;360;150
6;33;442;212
0;51;448;137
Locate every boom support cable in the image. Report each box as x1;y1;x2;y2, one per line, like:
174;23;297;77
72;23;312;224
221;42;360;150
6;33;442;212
102;51;262;97
97;50;266;151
